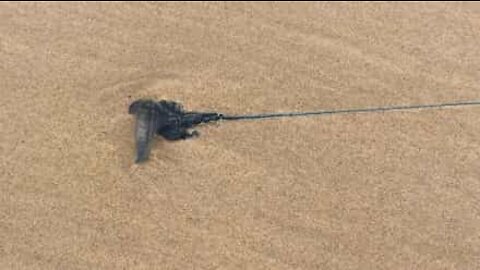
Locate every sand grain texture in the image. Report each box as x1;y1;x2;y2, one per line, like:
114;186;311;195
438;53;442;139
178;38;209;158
1;2;480;269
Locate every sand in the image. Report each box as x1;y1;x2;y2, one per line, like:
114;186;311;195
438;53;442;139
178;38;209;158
1;2;479;269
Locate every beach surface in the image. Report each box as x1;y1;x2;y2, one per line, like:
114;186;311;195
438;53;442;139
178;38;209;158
1;2;479;269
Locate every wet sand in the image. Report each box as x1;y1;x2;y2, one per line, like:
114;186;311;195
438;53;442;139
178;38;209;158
1;2;479;269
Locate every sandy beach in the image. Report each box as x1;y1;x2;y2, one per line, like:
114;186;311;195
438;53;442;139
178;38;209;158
1;2;479;269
